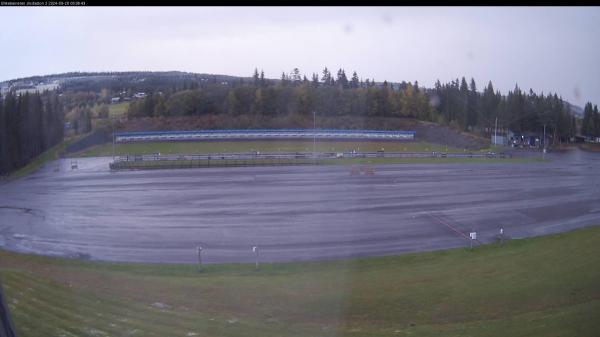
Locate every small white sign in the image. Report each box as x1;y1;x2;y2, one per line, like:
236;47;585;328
470;232;477;240
252;246;258;253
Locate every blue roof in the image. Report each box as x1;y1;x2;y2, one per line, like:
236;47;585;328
116;129;416;137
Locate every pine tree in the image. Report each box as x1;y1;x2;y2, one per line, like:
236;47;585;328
467;78;478;128
259;70;266;87
4;93;18;171
582;102;594;136
458;77;469;130
480;81;497;128
594;105;600;137
291;68;301;84
321;67;332;86
350;71;359;89
311;73;319;87
253;68;260;86
281;72;289;86
336;69;349;89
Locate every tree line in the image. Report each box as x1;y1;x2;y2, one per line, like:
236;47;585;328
0;91;64;175
581;102;600;138
127;67;584;143
431;79;577;142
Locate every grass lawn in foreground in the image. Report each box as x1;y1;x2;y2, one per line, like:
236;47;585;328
74;140;492;158
1;226;599;337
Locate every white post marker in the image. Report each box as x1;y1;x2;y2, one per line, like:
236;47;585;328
197;245;203;271
469;231;477;249
252;246;259;270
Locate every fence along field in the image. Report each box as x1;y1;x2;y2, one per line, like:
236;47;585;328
107;129;507;169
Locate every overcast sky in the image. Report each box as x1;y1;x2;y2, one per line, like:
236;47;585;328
1;6;599;106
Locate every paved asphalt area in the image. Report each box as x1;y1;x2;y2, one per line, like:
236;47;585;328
1;149;599;264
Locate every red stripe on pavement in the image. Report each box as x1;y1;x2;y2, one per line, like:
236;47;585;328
427;213;482;244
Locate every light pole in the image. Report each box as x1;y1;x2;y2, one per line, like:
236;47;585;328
543;124;546;159
313;110;316;164
494;116;498;146
112;118;116;161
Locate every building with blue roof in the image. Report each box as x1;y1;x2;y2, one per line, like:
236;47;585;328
115;129;416;143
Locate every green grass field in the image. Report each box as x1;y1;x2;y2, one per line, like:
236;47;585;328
108;102;129;118
75;140;493;158
1;226;599;337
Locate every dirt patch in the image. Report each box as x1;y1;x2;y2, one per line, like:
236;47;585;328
579;143;600;153
411;121;489;150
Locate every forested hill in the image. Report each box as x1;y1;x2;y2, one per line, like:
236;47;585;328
123;68;593;143
3;70;592;143
1;71;246;94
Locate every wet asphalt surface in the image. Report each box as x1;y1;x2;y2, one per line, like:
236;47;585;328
1;150;599;264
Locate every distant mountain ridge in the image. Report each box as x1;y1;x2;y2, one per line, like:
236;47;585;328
0;71;588;118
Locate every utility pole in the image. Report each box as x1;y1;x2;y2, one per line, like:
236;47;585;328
313;110;316;164
112;118;116;162
494;116;498;146
543;124;546;159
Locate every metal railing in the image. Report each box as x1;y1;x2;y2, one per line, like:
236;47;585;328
110;151;509;170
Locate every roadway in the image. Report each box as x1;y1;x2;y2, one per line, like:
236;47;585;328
0;149;599;264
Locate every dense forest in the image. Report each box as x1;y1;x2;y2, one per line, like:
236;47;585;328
127;68;587;143
0;91;64;175
582;102;600;138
